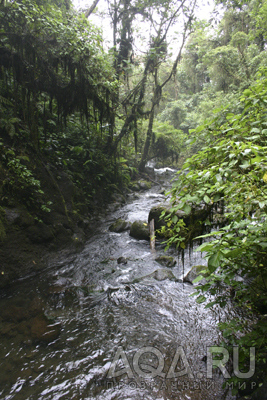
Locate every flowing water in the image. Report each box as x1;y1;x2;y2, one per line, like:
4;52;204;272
0;169;236;400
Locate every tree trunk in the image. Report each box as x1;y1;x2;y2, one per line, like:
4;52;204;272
139;107;155;172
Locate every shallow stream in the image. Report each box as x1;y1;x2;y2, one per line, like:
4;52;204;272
0;169;236;400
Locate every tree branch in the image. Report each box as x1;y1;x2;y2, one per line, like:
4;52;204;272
85;0;100;18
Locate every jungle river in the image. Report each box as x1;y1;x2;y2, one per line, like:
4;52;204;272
0;168;236;400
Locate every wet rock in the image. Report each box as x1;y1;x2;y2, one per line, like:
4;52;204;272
155;255;176;268
129;180;152;192
130;220;149;241
117;257;128;265
109;219;131;233
133;268;179;283
150;269;178;281
30;315;61;343
183;265;207;285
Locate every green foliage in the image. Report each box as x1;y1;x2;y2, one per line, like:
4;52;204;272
167;69;267;388
156;1;267;160
151;121;185;163
0;144;45;207
0;0;123;214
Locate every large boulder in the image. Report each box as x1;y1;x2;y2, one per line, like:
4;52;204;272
183;265;207;285
130;220;149;241
109;218;131;233
129;180;152;192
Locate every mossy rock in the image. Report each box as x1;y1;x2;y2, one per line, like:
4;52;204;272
130;220;149;241
138;180;152;190
155;255;176;268
129;182;141;192
109;218;131;233
183;265;207;285
129;180;152;192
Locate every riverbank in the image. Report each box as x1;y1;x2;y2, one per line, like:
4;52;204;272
0;157;162;289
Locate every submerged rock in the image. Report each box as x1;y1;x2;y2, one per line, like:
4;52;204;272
183;265;207;285
129;180;152;192
30;315;61;343
130;220;149;241
155;255;176;268
117;256;128;265
109;219;131;233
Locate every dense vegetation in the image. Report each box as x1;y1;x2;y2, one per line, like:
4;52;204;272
0;0;266;396
159;0;267;395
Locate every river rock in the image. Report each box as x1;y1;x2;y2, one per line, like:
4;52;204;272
155;255;176;268
129;220;149;241
133;268;179;283
129;180;152;192
117;257;127;265
183;265;207;285
109;219;131;233
138;180;152;190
